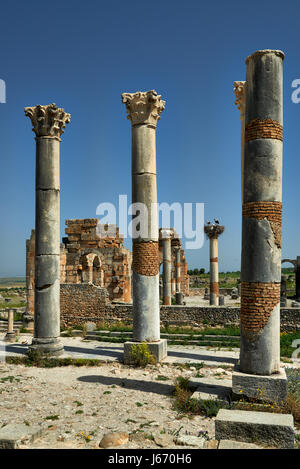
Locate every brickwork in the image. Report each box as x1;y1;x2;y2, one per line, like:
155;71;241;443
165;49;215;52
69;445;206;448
245;119;283;142
241;282;281;335
132;241;159;276
26;219;132;311
210;282;219;295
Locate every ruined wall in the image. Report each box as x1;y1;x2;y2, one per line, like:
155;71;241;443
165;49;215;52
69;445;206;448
59;285;300;331
26;220;132;316
62;219;132;302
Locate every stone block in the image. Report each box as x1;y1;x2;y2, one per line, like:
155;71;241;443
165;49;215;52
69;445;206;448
232;366;287;403
123;339;167;364
218;439;264;449
215;409;294;449
0;424;43;449
190;377;232;403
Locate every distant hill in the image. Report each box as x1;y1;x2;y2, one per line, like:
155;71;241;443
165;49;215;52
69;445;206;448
0;277;26;287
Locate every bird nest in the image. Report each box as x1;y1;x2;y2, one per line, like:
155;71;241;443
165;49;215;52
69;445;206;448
204;224;225;239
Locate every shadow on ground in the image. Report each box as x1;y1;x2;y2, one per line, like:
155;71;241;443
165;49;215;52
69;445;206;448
77;374;175;396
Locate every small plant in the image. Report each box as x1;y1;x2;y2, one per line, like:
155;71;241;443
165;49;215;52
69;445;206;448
155;375;169;381
75;410;84;415
45;415;59;421
74;400;83;406
136;402;143;407
103;391;111;395
128;343;156;367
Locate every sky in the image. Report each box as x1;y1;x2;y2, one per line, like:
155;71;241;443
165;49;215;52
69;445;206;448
0;0;299;277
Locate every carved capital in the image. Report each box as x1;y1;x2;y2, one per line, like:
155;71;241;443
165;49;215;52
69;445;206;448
121;90;165;127
24;103;71;139
234;81;246;115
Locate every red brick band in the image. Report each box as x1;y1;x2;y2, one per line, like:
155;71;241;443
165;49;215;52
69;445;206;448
132;241;159;276
241;282;280;337
245;119;283;142
242;201;282;248
210;282;219;295
210;257;218;263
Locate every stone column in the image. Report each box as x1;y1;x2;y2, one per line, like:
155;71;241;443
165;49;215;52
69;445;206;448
160;228;172;305
233;50;287;403
204;224;224;306
234;81;246;203
296;257;300;300
122;90;167;363
175;247;181;293
4;309;16;342
171;272;176;295
25;103;70;355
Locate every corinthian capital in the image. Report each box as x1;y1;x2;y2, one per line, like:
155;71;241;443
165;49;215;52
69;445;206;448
233;81;246;115
121;90;165;127
24;103;71;139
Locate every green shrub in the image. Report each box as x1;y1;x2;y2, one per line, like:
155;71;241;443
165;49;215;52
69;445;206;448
128;343;156;367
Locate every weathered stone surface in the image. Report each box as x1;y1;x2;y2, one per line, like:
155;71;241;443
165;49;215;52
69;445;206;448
0;424;43;449
232;366;287;403
203;439;219;449
154;434;174;447
215;409;294;449
99;432;129;448
174;435;206;448
218;439;264;449
190;377;232;403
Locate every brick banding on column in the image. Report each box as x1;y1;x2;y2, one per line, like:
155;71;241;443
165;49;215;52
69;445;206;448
243;201;282;248
241;282;281;337
210;257;218;263
245;119;283;142
132;242;159;276
210;282;219;295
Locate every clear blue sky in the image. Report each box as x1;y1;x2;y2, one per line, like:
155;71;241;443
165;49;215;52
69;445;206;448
0;0;299;276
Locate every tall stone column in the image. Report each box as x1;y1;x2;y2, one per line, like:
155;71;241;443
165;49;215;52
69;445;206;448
233;50;287;403
122;90;167;363
234;81;246;203
296;257;300;300
25;103;70;355
4;309;16;342
204;223;224;306
175;247;181;293
160;228;172;305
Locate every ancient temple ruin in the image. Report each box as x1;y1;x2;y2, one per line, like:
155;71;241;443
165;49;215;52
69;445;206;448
26;218;189;319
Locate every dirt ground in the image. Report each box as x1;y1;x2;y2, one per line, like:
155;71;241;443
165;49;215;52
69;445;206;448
0;360;231;449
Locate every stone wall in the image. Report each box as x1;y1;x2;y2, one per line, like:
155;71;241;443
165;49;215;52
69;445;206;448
59;283;300;331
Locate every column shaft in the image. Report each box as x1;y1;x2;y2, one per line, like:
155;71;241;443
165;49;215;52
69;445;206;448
209;237;219;306
175;249;181;293
25;103;70;355
241;50;284;375
162;236;172;305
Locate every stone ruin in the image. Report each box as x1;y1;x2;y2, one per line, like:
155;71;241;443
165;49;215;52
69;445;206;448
26;218;189;318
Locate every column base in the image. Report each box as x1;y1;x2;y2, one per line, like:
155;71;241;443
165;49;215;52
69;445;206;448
22;313;34;332
29;338;64;356
124;339;167;364
4;332;16;343
232;365;287;403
